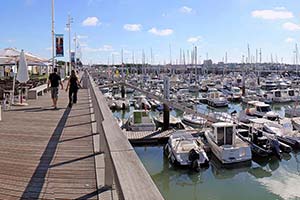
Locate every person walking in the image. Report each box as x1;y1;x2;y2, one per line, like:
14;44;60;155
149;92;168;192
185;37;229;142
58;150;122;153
65;70;81;108
48;67;63;110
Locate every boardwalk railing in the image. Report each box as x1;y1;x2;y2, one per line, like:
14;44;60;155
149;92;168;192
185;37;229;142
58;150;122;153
87;73;164;200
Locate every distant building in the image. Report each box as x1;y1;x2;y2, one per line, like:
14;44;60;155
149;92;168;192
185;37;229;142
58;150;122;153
203;59;213;67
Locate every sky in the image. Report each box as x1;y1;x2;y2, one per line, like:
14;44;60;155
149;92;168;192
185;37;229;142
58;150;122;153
1;0;300;64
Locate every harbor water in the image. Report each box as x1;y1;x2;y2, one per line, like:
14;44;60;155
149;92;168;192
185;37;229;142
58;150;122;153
113;100;300;200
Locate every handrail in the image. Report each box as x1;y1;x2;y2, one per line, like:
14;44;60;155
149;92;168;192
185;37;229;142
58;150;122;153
87;72;164;200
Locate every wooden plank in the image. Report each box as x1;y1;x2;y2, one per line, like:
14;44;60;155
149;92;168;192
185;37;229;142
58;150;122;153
0;85;101;199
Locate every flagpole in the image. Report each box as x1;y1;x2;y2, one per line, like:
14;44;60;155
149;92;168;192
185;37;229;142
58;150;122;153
51;0;55;74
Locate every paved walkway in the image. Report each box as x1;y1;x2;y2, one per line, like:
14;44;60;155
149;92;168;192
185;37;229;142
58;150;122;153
0;86;111;199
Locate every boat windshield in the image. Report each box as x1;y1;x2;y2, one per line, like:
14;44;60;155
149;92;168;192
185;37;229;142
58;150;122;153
217;127;224;146
259;106;271;112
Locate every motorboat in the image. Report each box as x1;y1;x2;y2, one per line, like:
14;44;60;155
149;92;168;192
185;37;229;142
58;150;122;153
241;90;260;104
267;89;291;103
206;88;228;107
263;120;299;149
261;79;277;91
164;131;209;169
204;122;252;164
229;87;242;102
182;113;207;128
242;118;290;157
237;128;277;158
188;83;200;92
153;114;185;130
245;101;279;121
123;110;156;131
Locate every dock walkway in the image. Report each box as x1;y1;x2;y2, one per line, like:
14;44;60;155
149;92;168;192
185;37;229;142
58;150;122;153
0;86;111;199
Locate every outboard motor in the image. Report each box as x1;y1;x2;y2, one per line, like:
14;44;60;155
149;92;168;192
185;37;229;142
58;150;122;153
270;139;282;160
189;149;200;170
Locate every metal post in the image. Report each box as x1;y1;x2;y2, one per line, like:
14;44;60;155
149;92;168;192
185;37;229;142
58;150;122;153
66;14;73;75
74;33;77;69
51;0;55;74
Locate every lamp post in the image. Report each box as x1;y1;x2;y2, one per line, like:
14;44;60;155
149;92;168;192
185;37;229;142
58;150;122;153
51;0;55;74
66;14;73;76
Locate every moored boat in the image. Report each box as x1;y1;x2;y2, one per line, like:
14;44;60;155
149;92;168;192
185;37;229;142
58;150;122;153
164;131;209;169
204;122;252;164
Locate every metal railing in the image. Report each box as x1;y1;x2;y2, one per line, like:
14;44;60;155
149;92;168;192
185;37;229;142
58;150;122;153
87;73;164;200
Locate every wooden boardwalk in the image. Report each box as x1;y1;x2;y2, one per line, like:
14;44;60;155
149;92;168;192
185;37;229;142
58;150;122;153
0;86;111;199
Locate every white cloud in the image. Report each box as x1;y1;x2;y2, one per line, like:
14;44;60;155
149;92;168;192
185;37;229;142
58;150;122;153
187;36;202;43
285;37;295;43
180;6;193;14
282;22;300;31
148;27;174;36
82;17;100;26
83;45;113;52
251;9;293;20
123;24;142;32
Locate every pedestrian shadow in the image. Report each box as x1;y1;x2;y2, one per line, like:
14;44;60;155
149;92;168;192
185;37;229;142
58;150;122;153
49;152;102;168
64;120;96;128
74;186;113;200
20;107;71;199
25;107;64;112
68;112;93;118
59;132;99;143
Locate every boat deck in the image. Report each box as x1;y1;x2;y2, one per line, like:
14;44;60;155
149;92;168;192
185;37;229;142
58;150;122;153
0;86;113;199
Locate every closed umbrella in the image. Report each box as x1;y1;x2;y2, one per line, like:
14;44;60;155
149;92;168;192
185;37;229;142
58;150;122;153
15;50;29;105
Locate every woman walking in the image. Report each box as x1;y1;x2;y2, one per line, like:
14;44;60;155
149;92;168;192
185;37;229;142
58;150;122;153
66;70;81;107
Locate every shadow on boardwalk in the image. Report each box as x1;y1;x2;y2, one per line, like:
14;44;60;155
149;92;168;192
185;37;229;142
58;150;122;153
21;107;71;199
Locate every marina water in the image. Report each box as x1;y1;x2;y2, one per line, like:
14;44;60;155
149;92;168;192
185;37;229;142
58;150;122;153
113;100;300;200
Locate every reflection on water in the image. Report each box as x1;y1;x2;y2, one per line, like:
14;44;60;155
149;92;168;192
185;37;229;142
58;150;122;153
135;146;300;200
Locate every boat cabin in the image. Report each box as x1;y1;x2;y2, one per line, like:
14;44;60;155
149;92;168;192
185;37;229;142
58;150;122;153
211;122;236;146
246;101;270;113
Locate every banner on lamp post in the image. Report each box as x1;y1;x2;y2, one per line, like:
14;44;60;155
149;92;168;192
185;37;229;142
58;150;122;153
55;34;64;57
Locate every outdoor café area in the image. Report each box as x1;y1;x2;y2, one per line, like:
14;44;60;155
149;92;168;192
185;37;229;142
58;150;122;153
0;48;68;110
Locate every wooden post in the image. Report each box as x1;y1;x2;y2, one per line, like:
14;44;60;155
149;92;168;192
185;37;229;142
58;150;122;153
121;85;125;99
104;144;114;187
163;103;170;131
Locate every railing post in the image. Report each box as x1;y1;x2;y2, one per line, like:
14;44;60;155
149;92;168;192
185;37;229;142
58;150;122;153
103;137;114;187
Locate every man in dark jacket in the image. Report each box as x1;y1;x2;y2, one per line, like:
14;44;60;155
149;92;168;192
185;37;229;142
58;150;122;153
47;68;63;109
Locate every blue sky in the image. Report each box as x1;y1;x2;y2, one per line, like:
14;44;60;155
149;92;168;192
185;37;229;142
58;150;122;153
1;0;300;64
